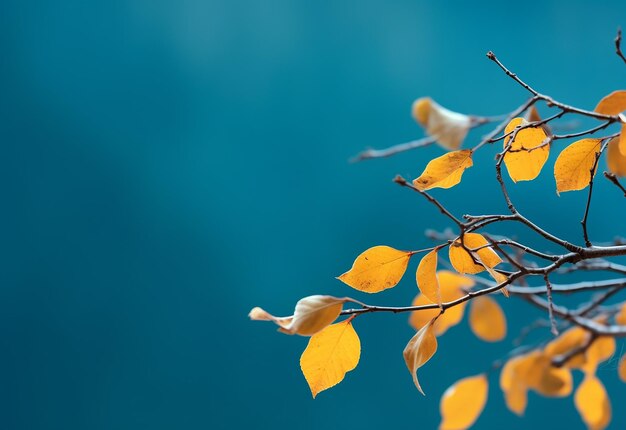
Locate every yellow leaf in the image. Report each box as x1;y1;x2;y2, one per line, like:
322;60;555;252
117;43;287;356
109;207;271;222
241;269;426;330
574;375;612;430
409;271;473;335
413;150;473;191
615;302;626;325
502;117;550;182
583;337;615;375
606;136;626;176
412;97;472;150
500;352;538;416
403;320;438;395
439;374;488;430
554;138;602;193
416;249;440;305
528;355;573;397
544;325;588;362
449;233;502;275
594;90;626;115
619;354;626;382
300;320;361;398
594;89;626;156
249;295;348;336
338;246;412;293
469;295;506;342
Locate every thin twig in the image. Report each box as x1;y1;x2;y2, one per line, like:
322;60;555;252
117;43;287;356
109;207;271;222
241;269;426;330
616;27;626;65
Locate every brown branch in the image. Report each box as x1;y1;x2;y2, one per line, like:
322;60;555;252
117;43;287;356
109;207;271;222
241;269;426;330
393;175;463;227
350;135;437;162
544;274;559;336
604;171;626;197
616;27;626;65
581;140;610;247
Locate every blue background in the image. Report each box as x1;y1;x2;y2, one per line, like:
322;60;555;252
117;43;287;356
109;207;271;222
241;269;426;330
2;0;626;429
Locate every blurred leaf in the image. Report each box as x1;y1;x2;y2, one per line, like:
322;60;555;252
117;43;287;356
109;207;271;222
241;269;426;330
469;295;506;342
439;374;488;430
412;97;472;150
574;374;611;430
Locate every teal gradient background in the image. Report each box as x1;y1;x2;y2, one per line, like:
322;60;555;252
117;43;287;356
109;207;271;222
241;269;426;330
3;0;626;428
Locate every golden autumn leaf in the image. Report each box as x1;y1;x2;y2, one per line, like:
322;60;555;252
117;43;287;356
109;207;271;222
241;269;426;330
409;271;474;335
300;319;361;398
502;117;550;182
338;246;412;293
606;136;626;176
469;295;506;342
416;249;441;305
449;233;502;275
413;150;473;191
412;97;472;150
619;354;626;382
500;352;536;416
554;138;602;193
615;302;626;325
544;325;588;366
574;375;612;430
500;350;572;416
249;295;348;336
528;355;573;398
439;374;488;430
403;320;438;395
582;337;615;375
594;90;626;115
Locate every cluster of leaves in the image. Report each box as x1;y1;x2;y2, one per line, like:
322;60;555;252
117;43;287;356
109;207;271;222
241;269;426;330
250;44;626;429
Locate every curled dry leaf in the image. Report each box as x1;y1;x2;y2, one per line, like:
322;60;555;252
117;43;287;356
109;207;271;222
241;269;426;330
300;319;361;398
468;295;506;342
403;320;438;395
412;97;472;150
503;117;550;182
249;295;348;336
416;249;441;305
439;374;488;430
574;374;612;430
410;271;474;335
554;138;602;193
606;136;626;176
338;246;412;293
413;150;473;191
449;233;502;275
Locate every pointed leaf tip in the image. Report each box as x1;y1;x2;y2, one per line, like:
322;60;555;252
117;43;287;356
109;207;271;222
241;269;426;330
403;320;438;395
